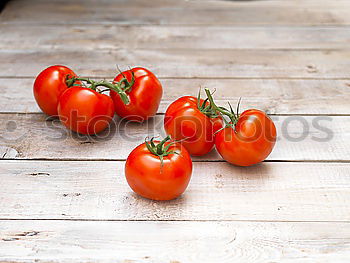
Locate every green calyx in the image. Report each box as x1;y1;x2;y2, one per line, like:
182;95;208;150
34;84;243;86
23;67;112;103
145;135;179;166
204;88;241;129
197;88;220;118
65;68;137;105
116;66;135;93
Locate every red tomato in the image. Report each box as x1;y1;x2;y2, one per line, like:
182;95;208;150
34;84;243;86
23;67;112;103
164;96;222;156
215;109;277;166
57;87;114;135
125;137;192;201
110;67;162;122
33;65;77;116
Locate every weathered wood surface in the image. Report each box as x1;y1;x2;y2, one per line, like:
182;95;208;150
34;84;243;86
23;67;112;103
0;114;347;161
2;0;350;26
1;220;350;263
2;78;350;115
1;160;349;221
1;0;350;261
2;25;350;50
1;49;350;78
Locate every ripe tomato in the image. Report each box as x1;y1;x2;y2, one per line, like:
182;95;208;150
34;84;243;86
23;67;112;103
110;67;162;122
125;136;192;201
164;96;222;156
57;87;114;135
33;65;77;116
215;109;277;166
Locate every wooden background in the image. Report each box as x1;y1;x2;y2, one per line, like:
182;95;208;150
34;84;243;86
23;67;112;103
1;0;350;262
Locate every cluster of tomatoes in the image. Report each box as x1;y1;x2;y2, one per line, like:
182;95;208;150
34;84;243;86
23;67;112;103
33;65;162;134
34;65;276;201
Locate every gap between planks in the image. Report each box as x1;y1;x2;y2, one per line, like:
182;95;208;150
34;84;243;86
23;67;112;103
0;112;349;117
0;159;349;163
3;76;350;80
0;218;349;223
3;23;350;28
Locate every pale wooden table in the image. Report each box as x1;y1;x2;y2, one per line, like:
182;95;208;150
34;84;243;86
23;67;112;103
1;0;350;262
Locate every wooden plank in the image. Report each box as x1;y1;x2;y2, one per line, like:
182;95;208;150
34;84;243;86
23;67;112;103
2;0;350;26
1;220;350;262
2;25;350;50
0;114;348;161
0;49;350;78
0;114;350;161
0;161;350;221
2;78;350;115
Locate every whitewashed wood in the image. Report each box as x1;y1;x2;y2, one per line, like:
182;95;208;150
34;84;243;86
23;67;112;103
0;114;348;161
2;0;350;25
1;220;350;262
2;78;350;115
1;0;349;261
0;49;350;78
0;146;18;159
0;161;350;221
2;25;350;50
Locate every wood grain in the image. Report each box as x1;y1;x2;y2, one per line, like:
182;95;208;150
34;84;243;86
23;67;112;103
1;220;350;262
2;0;350;25
0;114;347;161
1;49;350;78
1;0;350;261
0;160;350;221
2;78;350;115
2;24;350;50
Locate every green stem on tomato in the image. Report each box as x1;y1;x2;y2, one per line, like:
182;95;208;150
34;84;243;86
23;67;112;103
156;135;171;155
66;76;130;104
145;135;178;167
204;88;238;125
116;66;135;93
196;88;219;118
95;81;130;104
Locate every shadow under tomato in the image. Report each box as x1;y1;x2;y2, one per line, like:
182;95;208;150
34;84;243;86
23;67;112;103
121;191;188;216
66;116;119;143
205;161;274;194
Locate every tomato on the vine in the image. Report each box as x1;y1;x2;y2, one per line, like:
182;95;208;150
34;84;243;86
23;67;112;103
164;95;222;156
57;87;114;135
125;136;192;201
110;67;163;122
205;89;276;166
33;65;77;116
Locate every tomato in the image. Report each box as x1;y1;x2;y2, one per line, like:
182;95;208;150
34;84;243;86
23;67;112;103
164;96;222;156
110;67;162;122
57;87;114;135
215;109;277;166
33;65;77;116
125;136;192;201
